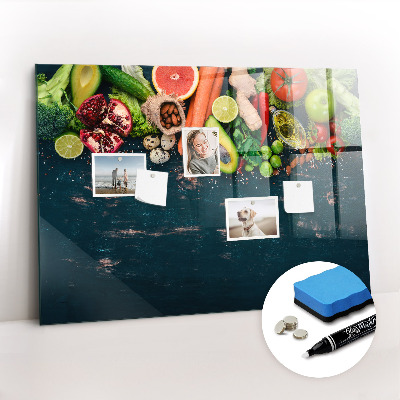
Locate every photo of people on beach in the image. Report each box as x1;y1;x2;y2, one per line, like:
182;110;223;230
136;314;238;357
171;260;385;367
182;127;221;177
92;153;146;197
225;197;280;241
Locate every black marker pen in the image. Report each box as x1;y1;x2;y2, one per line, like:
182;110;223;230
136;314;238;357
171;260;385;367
303;314;376;358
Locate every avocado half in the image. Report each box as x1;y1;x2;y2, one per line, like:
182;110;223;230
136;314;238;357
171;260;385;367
205;116;239;174
71;65;102;108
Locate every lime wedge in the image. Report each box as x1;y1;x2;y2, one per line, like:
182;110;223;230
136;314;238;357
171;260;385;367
55;132;84;159
212;96;238;123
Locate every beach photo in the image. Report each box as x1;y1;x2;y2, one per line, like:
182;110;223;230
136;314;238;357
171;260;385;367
182;127;221;178
225;197;280;241
92;153;146;197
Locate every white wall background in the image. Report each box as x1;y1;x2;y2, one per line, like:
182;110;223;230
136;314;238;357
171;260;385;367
0;0;399;398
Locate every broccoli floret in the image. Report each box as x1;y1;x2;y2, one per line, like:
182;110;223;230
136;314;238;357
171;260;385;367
341;116;362;146
37;102;74;140
67;115;86;133
36;65;74;139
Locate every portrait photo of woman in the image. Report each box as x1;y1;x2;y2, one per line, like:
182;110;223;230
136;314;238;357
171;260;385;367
182;128;220;177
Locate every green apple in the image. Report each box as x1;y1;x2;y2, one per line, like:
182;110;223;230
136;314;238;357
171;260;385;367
305;89;336;123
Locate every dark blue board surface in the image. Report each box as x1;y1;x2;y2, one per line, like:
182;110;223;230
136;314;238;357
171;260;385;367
37;65;369;324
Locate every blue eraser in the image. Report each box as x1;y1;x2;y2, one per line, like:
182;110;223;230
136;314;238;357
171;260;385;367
294;266;373;322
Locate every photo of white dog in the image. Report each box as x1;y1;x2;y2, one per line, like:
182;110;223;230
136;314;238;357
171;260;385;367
225;197;279;241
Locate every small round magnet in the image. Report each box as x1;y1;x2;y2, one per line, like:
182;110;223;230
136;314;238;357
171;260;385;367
283;316;298;330
274;320;286;334
293;329;308;339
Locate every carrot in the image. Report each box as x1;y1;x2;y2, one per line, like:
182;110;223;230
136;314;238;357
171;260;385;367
178;96;194;154
204;67;225;120
179;68;205;155
179;67;219;155
185;67;204;128
190;66;219;127
178;133;183;155
185;96;195;128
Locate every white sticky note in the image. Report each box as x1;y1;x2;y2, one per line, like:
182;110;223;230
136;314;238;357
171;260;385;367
283;181;314;213
135;170;168;207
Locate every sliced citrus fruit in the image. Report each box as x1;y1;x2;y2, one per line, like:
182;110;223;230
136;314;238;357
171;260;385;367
152;66;199;100
55;132;84;159
212;96;238;123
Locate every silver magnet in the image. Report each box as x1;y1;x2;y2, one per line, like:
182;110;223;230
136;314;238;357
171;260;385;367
274;320;286;334
283;316;298;330
293;329;308;339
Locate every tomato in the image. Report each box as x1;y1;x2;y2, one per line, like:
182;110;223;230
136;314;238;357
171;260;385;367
270;68;308;102
329;119;342;136
326;135;345;155
310;123;329;144
316;124;329;143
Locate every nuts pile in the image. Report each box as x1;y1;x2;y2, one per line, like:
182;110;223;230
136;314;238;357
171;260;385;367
160;102;181;129
141;93;185;136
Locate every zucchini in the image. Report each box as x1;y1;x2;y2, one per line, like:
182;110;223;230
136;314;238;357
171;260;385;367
100;65;151;101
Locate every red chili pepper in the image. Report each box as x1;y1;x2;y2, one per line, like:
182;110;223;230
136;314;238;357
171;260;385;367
251;94;259;111
326;135;345;155
236;158;245;174
258;92;269;145
329;118;342;136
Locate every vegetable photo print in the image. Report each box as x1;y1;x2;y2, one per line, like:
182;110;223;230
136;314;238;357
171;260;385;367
36;65;369;325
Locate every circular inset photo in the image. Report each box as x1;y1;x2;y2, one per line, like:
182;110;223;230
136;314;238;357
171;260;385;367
262;261;376;378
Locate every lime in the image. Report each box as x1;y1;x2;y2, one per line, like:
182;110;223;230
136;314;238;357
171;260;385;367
270;155;282;168
55;132;84;159
245;164;254;172
260;145;272;160
260;161;273;178
212;96;239;123
271;140;284;154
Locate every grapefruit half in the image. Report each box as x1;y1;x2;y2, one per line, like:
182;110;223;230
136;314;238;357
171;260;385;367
152;66;199;100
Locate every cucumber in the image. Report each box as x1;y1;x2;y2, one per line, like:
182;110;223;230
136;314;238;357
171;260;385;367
100;65;151;101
